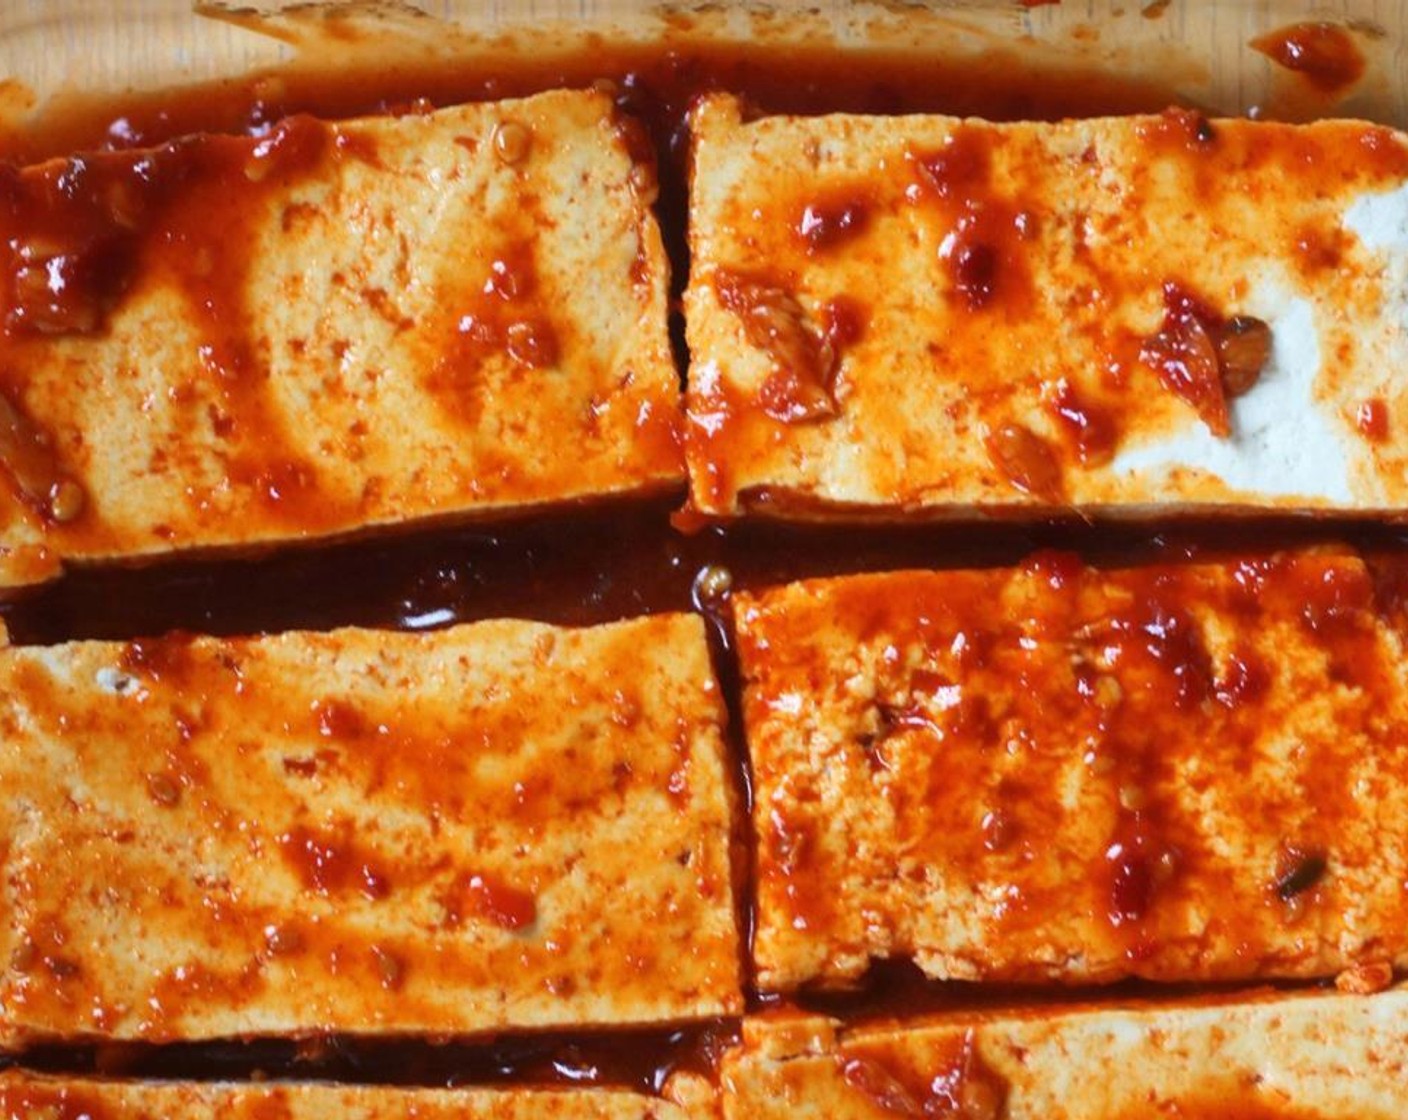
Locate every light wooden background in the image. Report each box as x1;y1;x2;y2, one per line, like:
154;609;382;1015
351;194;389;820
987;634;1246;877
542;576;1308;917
0;1;1403;127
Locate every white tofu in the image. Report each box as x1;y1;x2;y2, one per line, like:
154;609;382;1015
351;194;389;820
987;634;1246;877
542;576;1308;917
0;614;740;1044
686;95;1408;519
0;90;679;588
721;989;1408;1118
0;1072;701;1120
735;552;1408;989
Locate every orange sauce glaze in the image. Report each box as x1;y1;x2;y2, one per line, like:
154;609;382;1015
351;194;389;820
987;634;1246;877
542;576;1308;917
0;38;1184;410
0;34;1399;1114
688;106;1408;511
837;1027;1338;1120
0;116;348;540
742;550;1408;985
840;1028;1007;1118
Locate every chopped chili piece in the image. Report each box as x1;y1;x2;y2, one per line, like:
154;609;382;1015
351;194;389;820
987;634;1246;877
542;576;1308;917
1274;845;1327;900
1141;282;1272;436
1141;285;1227;435
985;421;1063;501
1050;378;1117;465
1217;316;1272;397
715;269;841;423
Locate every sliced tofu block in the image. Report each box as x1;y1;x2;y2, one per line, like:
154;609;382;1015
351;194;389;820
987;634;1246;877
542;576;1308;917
0;1072;699;1120
0;90;679;588
720;989;1408;1118
0;613;740;1045
735;551;1408;990
685;95;1408;518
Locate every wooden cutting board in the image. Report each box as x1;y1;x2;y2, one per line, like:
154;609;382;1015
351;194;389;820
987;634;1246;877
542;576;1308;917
0;0;1403;136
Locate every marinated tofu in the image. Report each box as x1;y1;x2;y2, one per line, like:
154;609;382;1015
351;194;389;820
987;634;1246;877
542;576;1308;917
0;1072;698;1120
0;614;739;1045
0;90;679;588
686;95;1408;518
720;988;1408;1118
735;551;1408;989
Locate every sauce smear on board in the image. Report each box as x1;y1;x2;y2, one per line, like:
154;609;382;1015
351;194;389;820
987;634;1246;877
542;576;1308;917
1251;22;1367;96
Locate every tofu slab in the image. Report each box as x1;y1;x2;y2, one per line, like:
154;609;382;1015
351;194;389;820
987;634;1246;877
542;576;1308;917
0;90;679;588
0;1072;698;1120
0;613;740;1045
735;551;1408;989
720;989;1408;1118
686;95;1408;518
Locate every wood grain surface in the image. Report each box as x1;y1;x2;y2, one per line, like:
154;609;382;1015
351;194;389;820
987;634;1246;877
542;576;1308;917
0;1;1403;131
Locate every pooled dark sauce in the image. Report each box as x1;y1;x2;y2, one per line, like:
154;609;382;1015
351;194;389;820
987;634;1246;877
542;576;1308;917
8;1024;734;1094
1;39;1185;166
0;33;1402;1107
10;498;1408;646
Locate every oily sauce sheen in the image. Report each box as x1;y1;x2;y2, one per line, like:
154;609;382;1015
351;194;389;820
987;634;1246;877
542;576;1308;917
0;118;340;536
0;34;1402;1106
1250;22;1368;96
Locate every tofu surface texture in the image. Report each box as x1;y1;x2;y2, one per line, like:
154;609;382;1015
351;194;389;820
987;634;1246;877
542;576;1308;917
685;95;1408;518
735;551;1408;989
0;90;679;587
0;613;739;1045
0;1073;696;1120
720;988;1408;1118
